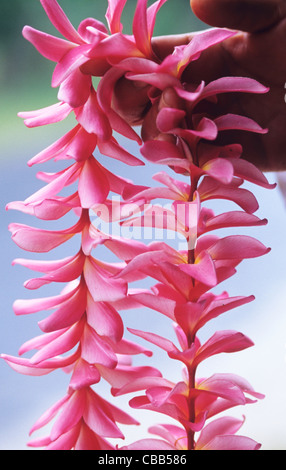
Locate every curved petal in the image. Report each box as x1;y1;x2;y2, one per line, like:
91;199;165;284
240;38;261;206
122;439;176;450
18;102;72;128
22;26;76;62
40;0;84;44
106;0;127;34
78;157;110;208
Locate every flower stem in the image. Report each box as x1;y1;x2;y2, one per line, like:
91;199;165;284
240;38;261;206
187;364;196;450
186;171;200;450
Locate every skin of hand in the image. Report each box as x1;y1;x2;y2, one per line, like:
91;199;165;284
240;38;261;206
112;0;286;172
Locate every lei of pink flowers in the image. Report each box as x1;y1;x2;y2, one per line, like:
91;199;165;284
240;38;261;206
2;0;276;450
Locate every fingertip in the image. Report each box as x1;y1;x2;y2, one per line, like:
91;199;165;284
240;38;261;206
190;0;239;29
190;0;283;33
190;0;215;25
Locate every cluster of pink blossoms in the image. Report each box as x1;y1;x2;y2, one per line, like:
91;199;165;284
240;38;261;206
3;0;276;450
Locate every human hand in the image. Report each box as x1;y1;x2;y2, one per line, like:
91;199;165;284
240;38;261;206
113;0;286;172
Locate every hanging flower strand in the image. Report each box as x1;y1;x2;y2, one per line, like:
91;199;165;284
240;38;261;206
2;0;274;451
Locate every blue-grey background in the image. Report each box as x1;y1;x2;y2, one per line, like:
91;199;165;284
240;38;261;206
1;0;286;449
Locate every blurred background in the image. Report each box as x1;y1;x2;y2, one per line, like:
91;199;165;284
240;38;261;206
1;0;286;450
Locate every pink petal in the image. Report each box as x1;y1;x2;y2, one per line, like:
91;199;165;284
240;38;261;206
197;375;246;405
26;125;81;166
27;125;96;166
188;294;255;334
99;163;133;195
180;252;217;287
110;337;153;357
52;44;91;88
201;76;269;100
156;261;198;298
201;373;264;401
13;282;79;316
22;194;80;222
89;32;142;61
156;107;186;133
91;389;139;426
123;183;178;203
201;158;234;184
146;0;168;42
133;0;153;57
174;82;206;103
229;157;277;189
173;117;218;142
207;235;271;261
149;424;187;449
83;400;124;439
78;17;108;42
75;88;112;141
50;391;85;441
46;424;80;450
121;205;181;237
122;439;176;450
97;67;142;144
99;364;162;394
13;253;80;274
69;359;101;391
128;328;178;354
75;422;115;450
98;137;144;166
78;157;110;208
141;139;185;162
18;102;72;128
106;0;127;34
22;26;76;62
203;435;261;450
19;329;66;355
24;163;80;205
28;124;97;166
153;171;190;197
198;176;259;214
81;324;118;368
215;114;268;134
194;330;254;366
57;68;91;108
126;71;180;90
1;354;54;376
40;0;84;44
65;126;98;161
177;28;236;76
196;415;244;449
8;218;82;253
103;236;148;261
115;56;159;73
130;290;177;320
84;257;127;302
202;210;268;234
30;394;70;435
159;28;236;77
86;294;124;342
30;321;84;364
38;284;87;332
113;375;172;397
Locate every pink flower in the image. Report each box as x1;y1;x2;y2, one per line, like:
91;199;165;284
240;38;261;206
26;387;139;450
122;417;261;450
3;0;274;451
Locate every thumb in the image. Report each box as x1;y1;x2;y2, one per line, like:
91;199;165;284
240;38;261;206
191;0;286;33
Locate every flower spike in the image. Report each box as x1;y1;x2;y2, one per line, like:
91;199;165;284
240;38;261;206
3;0;274;451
